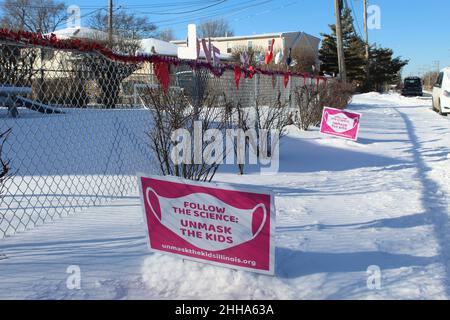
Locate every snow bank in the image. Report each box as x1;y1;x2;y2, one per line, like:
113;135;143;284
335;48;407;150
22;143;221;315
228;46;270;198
141;254;294;299
139;38;180;56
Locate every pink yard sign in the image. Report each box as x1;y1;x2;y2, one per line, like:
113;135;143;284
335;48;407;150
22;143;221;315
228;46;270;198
320;107;362;141
138;175;275;275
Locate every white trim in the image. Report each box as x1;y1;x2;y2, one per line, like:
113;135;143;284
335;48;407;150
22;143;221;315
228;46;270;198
172;31;320;44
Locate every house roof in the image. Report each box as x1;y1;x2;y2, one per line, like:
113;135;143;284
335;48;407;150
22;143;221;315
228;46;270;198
171;31;320;44
139;38;180;56
49;27;110;41
139;38;232;60
49;27;232;60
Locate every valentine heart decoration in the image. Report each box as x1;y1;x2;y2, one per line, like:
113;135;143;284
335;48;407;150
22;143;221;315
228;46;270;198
247;66;256;79
284;73;290;88
286;48;292;67
274;51;283;65
255;52;264;65
234;65;242;90
240;51;249;66
153;62;170;92
0;28;328;91
264;38;275;65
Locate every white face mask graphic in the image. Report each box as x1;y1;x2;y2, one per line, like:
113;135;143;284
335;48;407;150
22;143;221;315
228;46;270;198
146;187;267;252
325;112;357;133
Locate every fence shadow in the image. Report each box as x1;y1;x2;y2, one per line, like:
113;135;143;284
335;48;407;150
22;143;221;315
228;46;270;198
275;247;436;279
394;108;450;297
220;134;408;174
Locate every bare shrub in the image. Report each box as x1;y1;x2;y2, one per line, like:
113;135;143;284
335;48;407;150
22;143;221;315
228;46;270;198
142;87;230;182
223;91;292;175
175;68;210;112
253;92;292;157
254;92;292;137
0;45;38;87
293;81;355;131
422;71;439;91
294;84;324;131
223;98;251;175
321;81;355;110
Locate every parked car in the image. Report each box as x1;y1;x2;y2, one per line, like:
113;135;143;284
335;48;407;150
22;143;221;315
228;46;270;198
432;68;450;115
402;77;423;96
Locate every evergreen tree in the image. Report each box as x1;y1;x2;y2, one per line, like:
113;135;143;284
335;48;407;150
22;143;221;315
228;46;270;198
319;8;366;84
319;8;409;92
367;46;409;92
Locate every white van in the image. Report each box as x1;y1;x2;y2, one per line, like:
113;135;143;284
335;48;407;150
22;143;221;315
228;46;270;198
432;68;450;115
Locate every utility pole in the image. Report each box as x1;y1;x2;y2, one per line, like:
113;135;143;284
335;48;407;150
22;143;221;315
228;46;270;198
108;0;113;44
363;0;369;60
21;8;26;30
334;0;347;82
433;60;440;72
363;0;370;77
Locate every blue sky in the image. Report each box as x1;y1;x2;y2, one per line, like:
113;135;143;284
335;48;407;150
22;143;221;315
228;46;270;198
61;0;450;76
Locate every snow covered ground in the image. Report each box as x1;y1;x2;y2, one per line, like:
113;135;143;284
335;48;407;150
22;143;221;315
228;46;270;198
1;92;450;299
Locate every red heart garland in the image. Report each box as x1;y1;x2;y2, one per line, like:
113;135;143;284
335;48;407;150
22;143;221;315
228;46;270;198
0;28;325;87
234;65;241;90
284;73;290;88
264;51;273;65
153;62;170;92
264;39;275;65
247;66;255;79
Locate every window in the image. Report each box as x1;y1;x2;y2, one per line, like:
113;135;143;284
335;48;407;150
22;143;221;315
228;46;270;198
227;48;232;54
436;72;444;87
405;78;421;86
248;41;253;50
268;39;273;51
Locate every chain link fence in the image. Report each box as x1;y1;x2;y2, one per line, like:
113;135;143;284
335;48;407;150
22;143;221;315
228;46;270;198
0;39;324;239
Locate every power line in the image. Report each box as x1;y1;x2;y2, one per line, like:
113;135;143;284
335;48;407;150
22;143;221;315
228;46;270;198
349;0;363;38
136;0;228;15
0;0;217;10
1;0;300;37
231;1;298;23
114;0;220;9
133;0;271;18
58;7;106;25
166;0;299;34
148;0;276;28
344;0;362;38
